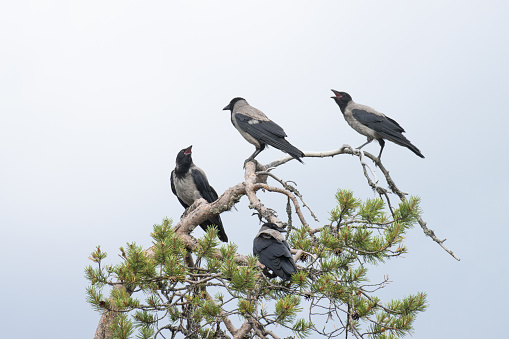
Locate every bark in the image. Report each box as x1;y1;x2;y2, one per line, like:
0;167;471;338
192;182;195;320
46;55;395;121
94;286;130;339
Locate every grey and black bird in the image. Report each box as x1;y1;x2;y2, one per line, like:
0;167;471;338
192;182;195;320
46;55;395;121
331;90;424;160
223;97;304;163
253;223;297;281
170;146;228;242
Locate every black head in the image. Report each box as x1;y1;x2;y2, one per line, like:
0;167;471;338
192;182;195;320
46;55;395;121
331;90;352;113
175;145;193;172
223;97;245;111
262;222;287;233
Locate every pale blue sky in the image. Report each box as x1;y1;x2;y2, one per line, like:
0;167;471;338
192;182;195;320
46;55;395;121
1;1;508;338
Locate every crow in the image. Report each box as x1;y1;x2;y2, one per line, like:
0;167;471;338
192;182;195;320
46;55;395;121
331;90;424;161
253;223;297;281
170;146;228;242
223;97;304;164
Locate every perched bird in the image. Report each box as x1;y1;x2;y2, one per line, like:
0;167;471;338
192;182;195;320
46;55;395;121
223;97;305;164
253;223;297;281
170;146;228;242
331;90;424;161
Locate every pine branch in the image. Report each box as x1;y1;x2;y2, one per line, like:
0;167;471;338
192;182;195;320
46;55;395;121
92;145;442;338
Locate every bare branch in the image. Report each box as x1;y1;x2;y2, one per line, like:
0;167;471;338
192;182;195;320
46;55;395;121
256;170;320;222
265;330;281;339
253;183;310;230
244;161;282;226
265;145;460;261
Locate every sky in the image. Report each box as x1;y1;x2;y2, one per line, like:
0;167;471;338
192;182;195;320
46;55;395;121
1;1;508;338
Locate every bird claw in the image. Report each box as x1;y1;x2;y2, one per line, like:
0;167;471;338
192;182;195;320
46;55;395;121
243;158;253;169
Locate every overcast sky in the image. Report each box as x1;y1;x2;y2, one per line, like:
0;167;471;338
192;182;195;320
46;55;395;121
1;1;508;338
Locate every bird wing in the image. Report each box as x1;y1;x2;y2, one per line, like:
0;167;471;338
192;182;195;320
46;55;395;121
235;113;304;162
253;236;294;266
352;108;412;145
254;237;296;280
352;109;424;157
269;239;293;258
170;170;189;209
280;240;297;274
235;113;287;139
191;168;218;203
385;116;405;133
190;168;228;242
256;242;284;271
253;236;274;256
352;109;405;134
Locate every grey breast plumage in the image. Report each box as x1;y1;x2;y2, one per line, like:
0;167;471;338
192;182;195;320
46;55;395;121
171;166;206;206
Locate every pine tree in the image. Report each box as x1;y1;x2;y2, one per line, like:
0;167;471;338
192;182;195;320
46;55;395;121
87;146;457;338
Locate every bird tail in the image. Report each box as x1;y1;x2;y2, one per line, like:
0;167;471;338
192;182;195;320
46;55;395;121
378;130;424;158
275;139;305;163
200;217;228;242
391;135;424;158
404;142;424;158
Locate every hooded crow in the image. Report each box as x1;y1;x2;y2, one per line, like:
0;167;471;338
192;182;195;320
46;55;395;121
170;146;228;242
253;223;297;281
331;90;424;160
223;97;304;163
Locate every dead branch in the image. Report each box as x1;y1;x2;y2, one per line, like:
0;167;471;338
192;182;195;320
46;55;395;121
266;145;460;261
256;170;319;222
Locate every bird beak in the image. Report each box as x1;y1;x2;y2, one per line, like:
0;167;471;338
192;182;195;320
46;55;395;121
223;103;231;111
184;146;192;155
331;89;341;96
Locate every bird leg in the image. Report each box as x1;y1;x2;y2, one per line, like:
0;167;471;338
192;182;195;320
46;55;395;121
377;139;385;163
244;147;263;168
357;137;373;150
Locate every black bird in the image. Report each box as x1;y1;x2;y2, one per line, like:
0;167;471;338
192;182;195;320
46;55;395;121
170;146;228;242
253;223;297;281
223;97;304;163
331;90;424;160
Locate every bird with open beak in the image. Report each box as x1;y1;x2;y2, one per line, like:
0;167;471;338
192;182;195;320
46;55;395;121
331;90;424;161
170;146;228;242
